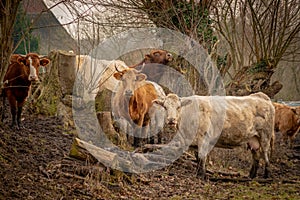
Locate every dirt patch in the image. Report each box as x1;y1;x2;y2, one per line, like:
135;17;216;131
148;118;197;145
0;115;299;199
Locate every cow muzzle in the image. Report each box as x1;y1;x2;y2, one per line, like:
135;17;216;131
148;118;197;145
166;53;173;62
167;118;178;128
28;75;39;81
125;90;133;97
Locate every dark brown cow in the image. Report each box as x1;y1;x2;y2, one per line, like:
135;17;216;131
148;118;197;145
273;102;300;148
2;53;50;129
129;49;173;69
112;67;165;147
129;49;173;85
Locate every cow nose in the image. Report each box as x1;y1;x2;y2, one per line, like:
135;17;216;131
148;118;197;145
167;117;176;125
125;90;133;96
29;75;38;81
167;53;173;60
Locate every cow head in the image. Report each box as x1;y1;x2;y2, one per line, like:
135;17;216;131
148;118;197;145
113;67;147;97
144;49;173;65
153;93;192;128
17;53;50;81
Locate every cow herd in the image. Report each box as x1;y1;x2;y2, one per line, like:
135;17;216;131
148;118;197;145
1;50;300;180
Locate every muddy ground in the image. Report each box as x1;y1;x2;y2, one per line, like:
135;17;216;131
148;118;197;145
0;114;299;200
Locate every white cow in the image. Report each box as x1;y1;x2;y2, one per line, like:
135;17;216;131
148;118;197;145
75;56;128;99
153;92;275;179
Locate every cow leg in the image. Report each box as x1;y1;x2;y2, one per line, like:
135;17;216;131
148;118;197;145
261;142;271;178
193;151;199;163
133;127;142;147
260;133;272;178
10;106;17;128
288;135;296;149
133;136;140;147
142;124;150;145
263;150;270;178
148;121;155;144
7;95;18;128
17;105;23;129
249;149;260;179
133;115;146;147
195;149;207;180
149;135;155;144
157;130;162;144
280;132;289;147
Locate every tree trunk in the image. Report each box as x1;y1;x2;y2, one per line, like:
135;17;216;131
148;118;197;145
0;0;21;87
96;111;129;148
70;137;117;164
226;63;283;98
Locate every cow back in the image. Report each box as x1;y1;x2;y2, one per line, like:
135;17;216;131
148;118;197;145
216;94;274;148
273;103;300;135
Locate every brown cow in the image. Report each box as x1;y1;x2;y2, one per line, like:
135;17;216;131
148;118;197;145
273;102;300;148
129;49;174;87
154;92;275;179
112;67;165;147
2;53;50;129
129;49;173;69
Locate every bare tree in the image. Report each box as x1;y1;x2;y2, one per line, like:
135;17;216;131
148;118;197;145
0;0;21;86
3;0;298;98
212;0;300;97
77;0;300;97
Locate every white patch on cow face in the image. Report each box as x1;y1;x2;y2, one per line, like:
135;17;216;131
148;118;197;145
166;53;173;62
28;57;38;81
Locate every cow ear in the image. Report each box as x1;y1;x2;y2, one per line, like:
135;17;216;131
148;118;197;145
136;73;147;81
144;54;151;61
113;72;122;80
40;58;50;66
17;56;26;65
181;99;192;107
153;99;164;107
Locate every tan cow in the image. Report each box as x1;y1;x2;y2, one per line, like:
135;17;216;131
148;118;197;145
273;102;300;148
113;67;165;147
154;92;275;179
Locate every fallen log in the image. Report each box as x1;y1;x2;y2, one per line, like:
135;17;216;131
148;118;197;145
70;138;117;166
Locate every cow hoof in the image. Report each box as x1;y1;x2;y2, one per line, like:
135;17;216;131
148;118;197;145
196;172;207;181
18;125;25;130
263;170;271;179
249;173;257;179
10;125;19;131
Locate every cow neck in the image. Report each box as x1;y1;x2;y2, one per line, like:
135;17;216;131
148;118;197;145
3;75;32;89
